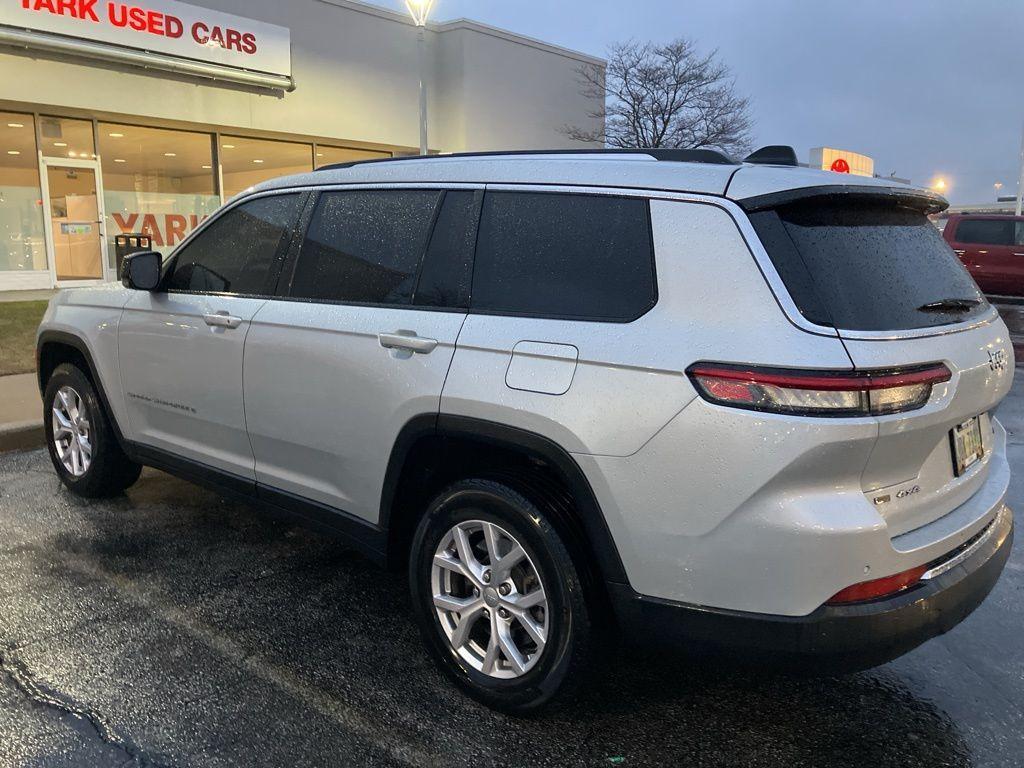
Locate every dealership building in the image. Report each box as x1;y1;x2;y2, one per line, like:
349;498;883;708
0;0;603;292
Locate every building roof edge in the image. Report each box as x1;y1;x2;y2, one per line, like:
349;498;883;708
313;0;605;67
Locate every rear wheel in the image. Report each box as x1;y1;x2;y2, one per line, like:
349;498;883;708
44;363;141;498
409;479;591;713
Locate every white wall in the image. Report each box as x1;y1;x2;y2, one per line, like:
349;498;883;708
434;24;603;151
0;0;604;153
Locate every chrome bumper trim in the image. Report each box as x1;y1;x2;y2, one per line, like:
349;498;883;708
921;505;1009;581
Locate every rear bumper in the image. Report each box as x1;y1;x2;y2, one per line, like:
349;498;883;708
609;505;1013;671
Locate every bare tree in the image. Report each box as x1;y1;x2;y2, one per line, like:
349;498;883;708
563;38;754;157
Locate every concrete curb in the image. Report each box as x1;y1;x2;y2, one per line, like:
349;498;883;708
0;420;45;454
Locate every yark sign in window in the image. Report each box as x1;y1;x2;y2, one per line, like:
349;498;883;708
2;0;291;76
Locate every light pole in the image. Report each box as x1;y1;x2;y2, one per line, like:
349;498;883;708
1016;121;1024;216
405;0;435;155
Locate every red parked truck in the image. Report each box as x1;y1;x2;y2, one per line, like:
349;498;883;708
943;213;1024;297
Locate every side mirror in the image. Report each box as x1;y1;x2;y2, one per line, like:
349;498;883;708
122;251;162;291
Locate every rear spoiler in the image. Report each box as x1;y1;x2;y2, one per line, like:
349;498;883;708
736;184;949;215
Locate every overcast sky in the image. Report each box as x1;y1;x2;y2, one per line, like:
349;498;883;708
377;0;1022;203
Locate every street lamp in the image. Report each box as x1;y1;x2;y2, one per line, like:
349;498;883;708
405;0;436;155
1016;122;1024;216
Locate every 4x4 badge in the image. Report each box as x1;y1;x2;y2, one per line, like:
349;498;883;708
989;349;1008;372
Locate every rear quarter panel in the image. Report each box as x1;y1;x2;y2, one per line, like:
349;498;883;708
440;193;856;457
441;192;864;613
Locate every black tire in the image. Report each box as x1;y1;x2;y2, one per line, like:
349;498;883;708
409;479;591;714
43;363;141;498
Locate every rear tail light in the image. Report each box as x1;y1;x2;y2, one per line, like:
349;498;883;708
826;564;929;605
686;362;951;417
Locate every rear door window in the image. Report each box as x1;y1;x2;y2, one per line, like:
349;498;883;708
750;201;987;331
955;219;1014;246
471;192;656;321
413;190;481;309
289;189;442;305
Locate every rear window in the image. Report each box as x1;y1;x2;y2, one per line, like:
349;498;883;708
750;201;987;331
955;219;1014;246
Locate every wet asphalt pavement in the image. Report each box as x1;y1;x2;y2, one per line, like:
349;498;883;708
2;394;1023;768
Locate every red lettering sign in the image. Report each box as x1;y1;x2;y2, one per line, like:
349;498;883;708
21;0;259;54
22;0;99;22
165;214;187;245
111;212;139;232
112;211;209;247
107;3;182;38
190;19;253;52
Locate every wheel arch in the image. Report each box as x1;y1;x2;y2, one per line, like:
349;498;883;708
380;414;630;593
37;330;129;450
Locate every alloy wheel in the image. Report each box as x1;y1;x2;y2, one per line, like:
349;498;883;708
431;520;549;679
52;385;92;477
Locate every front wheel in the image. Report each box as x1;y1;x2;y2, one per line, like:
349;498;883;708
409;479;591;714
44;363;141;498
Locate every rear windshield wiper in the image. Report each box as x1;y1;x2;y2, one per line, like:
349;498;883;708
917;298;982;313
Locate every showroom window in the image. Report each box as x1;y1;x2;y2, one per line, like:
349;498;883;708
0;113;47;272
38;116;95;160
314;145;391;169
99;123;220;267
221;136;313;198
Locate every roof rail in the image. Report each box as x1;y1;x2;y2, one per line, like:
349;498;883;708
317;147;739;172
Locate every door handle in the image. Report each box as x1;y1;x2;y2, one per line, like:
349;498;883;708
203;312;242;329
378;331;438;354
1014;253;1024;257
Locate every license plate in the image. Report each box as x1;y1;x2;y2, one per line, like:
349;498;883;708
951;416;985;476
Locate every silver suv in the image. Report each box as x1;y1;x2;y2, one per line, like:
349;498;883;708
37;149;1015;713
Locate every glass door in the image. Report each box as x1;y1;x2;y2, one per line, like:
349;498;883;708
42;161;106;284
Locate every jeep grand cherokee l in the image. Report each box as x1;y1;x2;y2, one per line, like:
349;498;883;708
37;148;1014;713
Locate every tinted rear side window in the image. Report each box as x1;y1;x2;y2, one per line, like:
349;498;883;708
290;190;442;305
750;201;986;331
471;192;656;321
955;219;1014;246
413;190;481;309
166;194;302;295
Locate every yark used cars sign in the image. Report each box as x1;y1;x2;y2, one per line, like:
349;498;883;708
1;0;291;76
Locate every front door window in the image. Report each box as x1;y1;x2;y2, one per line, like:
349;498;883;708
46;165;104;281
